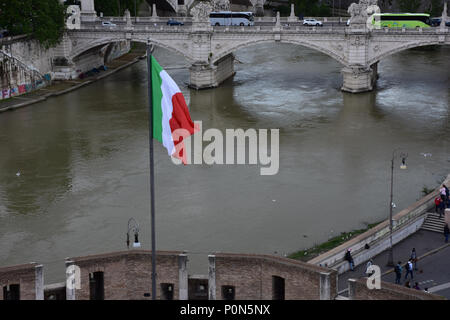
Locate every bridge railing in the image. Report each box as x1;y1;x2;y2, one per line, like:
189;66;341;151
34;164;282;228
96;16;348;24
79;24;350;34
371;26;449;34
100;16;193;24
78;23;446;35
212;25;348;33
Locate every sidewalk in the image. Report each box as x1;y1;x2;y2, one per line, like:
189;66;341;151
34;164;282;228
0;50;145;113
338;229;450;298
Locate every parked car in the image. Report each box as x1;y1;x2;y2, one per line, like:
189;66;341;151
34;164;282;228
167;19;184;26
102;21;117;27
303;18;323;26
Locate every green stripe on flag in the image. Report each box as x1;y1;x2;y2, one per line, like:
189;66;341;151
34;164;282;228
151;56;164;143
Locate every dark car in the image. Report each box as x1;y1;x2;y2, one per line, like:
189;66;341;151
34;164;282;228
430;18;450;27
167;19;184;26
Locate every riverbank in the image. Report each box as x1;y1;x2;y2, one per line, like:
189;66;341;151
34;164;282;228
306;174;450;274
0;49;146;113
289;176;448;263
288;221;382;262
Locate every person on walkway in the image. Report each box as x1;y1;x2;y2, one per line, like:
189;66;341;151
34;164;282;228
365;259;374;276
394;261;402;284
413;282;421;290
404;259;414;280
440;186;447;202
410;248;418;271
444;224;449;243
345;249;354;271
439;198;446;219
405;281;411;288
443;184;449;202
435;196;442;214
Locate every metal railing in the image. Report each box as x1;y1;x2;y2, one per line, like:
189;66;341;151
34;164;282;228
0;49;46;80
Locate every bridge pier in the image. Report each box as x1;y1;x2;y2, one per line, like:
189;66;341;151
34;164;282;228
341;62;378;94
189;53;235;90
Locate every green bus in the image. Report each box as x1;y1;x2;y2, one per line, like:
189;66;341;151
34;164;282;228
371;13;431;29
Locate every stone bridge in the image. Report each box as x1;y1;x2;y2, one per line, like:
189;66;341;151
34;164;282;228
56;0;450;93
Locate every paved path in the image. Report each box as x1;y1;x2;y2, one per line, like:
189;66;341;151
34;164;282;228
338;229;450;298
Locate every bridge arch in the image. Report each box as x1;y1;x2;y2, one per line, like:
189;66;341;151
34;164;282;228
211;38;348;67
70;37;194;63
367;40;446;66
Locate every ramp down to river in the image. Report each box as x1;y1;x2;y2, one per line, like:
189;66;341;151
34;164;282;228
308;174;450;274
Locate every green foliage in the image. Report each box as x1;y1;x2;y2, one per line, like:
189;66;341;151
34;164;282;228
427;0;444;17
95;0;143;16
290;0;331;17
64;0;81;5
0;0;65;48
288;220;382;261
397;0;421;12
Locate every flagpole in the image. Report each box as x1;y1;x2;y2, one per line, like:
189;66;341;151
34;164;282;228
146;40;157;300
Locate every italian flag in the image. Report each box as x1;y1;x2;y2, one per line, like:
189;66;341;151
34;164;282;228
151;56;198;164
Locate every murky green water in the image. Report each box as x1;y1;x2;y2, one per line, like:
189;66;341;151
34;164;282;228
0;43;448;282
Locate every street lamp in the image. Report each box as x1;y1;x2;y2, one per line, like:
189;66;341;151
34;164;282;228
387;148;408;267
127;218;141;248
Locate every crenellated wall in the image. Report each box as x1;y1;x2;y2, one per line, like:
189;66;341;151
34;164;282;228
348;278;445;300
209;253;338;300
0;263;43;300
66;250;185;300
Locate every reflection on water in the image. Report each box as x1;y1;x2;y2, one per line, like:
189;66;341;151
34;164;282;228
0;43;448;282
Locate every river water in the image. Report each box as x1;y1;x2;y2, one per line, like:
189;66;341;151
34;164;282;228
0;43;449;283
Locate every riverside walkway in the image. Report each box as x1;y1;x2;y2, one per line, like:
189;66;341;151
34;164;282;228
338;229;450;299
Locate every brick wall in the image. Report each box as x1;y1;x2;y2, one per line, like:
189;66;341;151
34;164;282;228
68;250;182;300
349;278;445;300
0;263;38;300
213;253;338;300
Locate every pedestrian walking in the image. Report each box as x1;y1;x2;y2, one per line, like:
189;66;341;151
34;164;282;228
404;259;414;280
410;248;418;271
394;261;402;284
405;281;411;288
440;186;447;202
345;249;354;271
413;282;421;290
439;198;446;219
435;196;442;214
444;224;449;243
444;184;449;202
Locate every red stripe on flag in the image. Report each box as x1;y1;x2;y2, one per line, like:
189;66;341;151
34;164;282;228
169;92;199;164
